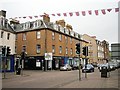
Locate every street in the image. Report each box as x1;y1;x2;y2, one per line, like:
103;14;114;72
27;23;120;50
2;68;119;89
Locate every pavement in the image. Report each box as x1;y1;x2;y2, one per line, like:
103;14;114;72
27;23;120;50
1;68;120;89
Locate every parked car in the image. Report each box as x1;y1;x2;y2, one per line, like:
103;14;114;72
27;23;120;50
91;62;98;67
71;64;83;70
98;63;110;72
60;64;72;71
82;64;94;73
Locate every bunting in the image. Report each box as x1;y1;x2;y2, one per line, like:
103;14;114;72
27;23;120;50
9;7;119;20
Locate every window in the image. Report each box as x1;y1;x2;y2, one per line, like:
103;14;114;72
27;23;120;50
15;46;17;53
7;33;10;40
70;48;73;55
59;34;62;41
53;24;59;31
36;31;41;39
52;32;55;40
52;45;55;53
65;36;68;44
66;47;68;55
15;35;17;40
23;33;26;40
36;44;41;54
60;26;64;33
59;46;62;54
22;46;26;52
1;31;4;38
70;37;72;44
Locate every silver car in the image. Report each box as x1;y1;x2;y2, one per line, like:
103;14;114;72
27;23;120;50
60;64;72;71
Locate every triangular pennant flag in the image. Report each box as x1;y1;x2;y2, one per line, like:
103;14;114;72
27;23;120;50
101;9;106;15
95;10;98;15
29;16;32;19
75;12;80;16
57;13;61;16
51;14;55;16
88;10;92;15
34;16;38;18
40;15;43;17
23;16;26;19
107;9;112;12
69;12;73;16
44;13;49;17
115;8;119;12
63;13;67;16
82;11;86;16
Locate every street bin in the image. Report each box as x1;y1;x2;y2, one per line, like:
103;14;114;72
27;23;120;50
16;68;21;75
101;66;107;78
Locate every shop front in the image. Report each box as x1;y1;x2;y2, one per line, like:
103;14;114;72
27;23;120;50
24;56;44;70
1;55;14;72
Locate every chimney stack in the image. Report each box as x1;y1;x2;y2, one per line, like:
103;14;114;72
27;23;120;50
56;19;65;27
43;14;50;23
10;19;19;25
0;10;6;17
66;24;73;30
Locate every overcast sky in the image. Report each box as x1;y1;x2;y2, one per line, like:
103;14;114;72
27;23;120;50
0;0;119;46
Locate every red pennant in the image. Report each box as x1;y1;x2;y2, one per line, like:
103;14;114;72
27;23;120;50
23;16;26;19
95;10;98;15
101;9;106;15
88;10;92;15
75;12;80;16
29;16;32;19
44;13;49;17
57;13;61;16
107;9;112;12
63;13;67;16
115;8;119;12
69;12;73;16
82;11;86;16
34;16;38;18
51;14;55;16
40;15;43;17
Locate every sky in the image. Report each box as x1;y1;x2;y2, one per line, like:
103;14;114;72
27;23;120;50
0;0;119;46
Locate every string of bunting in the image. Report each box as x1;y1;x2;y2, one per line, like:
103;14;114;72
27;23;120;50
9;7;119;20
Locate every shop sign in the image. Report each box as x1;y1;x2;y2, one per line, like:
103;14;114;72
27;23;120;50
45;53;52;60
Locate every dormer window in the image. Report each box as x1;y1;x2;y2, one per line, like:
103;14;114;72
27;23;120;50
65;28;69;35
1;31;4;38
53;24;59;31
60;26;64;33
0;17;5;27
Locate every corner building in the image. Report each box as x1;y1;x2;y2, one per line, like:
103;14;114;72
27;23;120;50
14;15;85;70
